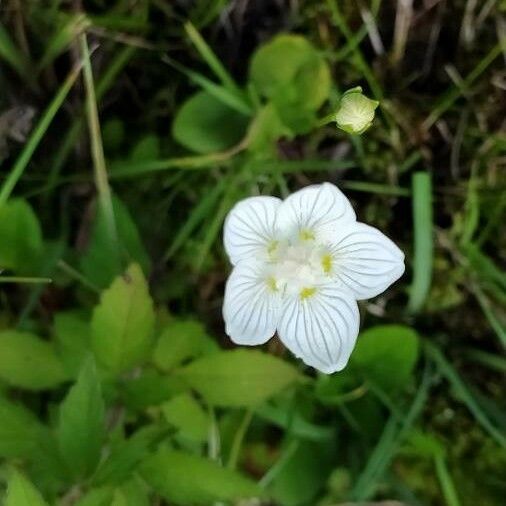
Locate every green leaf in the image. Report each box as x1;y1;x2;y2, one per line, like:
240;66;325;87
91;263;155;375
140;448;262;505
129;134;160;161
0;330;67;390
177;349;300;407
351;325;420;391
74;487;114;506
0;199;43;274
250;34;329;107
247;103;293;155
58;358;105;478
0;396;47;458
53;310;91;377
172;91;249;154
162;393;209;442
152;319;218;371
122;369;187;410
80;194;151;289
93;425;167;485
5;469;49;506
112;480;150;506
269;440;333;506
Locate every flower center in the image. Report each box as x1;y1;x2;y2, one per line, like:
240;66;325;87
267;236;332;298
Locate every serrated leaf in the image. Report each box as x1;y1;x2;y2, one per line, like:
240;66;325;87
162;393;209;442
58;357;105;478
172;91;249;154
177;349;299;407
5;469;49;506
0;199;43;274
152;319;218;371
0;330;67;390
351;324;420;391
0;396;47;458
80;194;151;289
91;263;155;375
140;449;262;505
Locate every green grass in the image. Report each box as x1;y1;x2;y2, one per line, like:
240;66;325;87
0;1;505;505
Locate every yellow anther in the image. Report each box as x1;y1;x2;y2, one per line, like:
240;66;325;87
266;276;278;292
300;287;317;300
321;254;332;274
299;229;315;241
267;240;279;256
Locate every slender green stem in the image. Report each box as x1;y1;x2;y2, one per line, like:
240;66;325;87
0;276;52;284
57;260;100;294
258;441;299;488
80;34;119;270
407;172;433;313
0;62;82;207
434;454;461;506
226;409;253;470
422;42;503;130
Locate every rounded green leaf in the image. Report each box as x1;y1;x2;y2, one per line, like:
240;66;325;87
172;91;249;154
0;330;67;390
351;324;420;391
250;34;330;111
177;349;300;407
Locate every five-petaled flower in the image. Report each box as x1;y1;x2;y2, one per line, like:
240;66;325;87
222;183;405;373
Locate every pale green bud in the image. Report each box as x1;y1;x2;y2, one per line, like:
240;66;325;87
335;87;379;134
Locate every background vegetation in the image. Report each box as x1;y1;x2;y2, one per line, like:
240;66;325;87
0;1;505;505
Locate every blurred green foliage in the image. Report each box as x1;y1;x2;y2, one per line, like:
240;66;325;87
0;0;505;505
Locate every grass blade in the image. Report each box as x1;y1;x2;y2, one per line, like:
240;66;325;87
407;172;433;313
80;34;119;270
184;21;240;95
0;61;82;207
424;342;506;447
0;23;34;86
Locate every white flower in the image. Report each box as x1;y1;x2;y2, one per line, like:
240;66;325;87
222;183;404;374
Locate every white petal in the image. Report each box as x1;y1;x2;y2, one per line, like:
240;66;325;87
328;222;405;300
275;183;356;241
223;261;281;345
224;196;281;265
277;283;359;373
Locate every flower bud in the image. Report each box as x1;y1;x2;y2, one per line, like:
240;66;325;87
335;87;379;134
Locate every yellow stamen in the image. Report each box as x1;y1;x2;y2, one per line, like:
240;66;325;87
300;287;317;300
266;276;278;292
322;254;332;274
267;240;278;256
299;229;315;241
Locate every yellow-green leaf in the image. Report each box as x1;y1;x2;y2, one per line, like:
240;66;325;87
177;349;299;407
0;330;67;390
91;263;155;375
